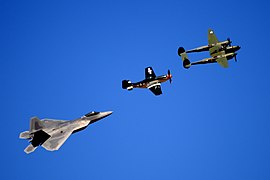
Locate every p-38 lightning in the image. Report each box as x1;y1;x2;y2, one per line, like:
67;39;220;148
122;67;172;96
19;111;112;154
178;29;241;68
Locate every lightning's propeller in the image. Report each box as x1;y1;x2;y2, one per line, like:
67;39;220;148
168;69;172;83
234;53;238;62
227;38;232;47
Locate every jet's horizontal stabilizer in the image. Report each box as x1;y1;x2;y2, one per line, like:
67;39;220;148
19;131;31;139
24;144;37;154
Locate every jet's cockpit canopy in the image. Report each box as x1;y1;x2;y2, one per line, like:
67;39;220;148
84;111;100;117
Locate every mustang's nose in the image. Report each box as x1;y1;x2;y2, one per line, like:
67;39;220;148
236;46;241;51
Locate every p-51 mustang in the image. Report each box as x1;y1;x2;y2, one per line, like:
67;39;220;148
122;67;172;96
19;111;112;154
178;29;241;68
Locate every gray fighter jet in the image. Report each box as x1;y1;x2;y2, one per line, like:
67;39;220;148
19;111;112;154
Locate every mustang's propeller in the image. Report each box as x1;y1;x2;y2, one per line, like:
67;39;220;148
167;69;172;83
227;38;232;47
234;53;238;62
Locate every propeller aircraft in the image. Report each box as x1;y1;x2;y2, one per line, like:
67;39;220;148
178;29;240;68
122;67;172;96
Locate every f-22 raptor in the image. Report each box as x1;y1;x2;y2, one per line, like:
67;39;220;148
19;111;112;154
122;67;172;96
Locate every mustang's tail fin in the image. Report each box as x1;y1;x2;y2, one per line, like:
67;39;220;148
122;80;133;90
178;47;191;69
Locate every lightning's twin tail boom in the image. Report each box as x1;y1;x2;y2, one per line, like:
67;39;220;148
178;47;191;69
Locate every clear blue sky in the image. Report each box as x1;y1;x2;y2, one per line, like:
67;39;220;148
1;0;270;179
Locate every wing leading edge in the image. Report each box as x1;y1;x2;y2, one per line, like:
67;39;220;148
42;130;73;151
208;29;219;45
148;84;162;95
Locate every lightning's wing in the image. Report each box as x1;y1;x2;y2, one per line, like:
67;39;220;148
145;67;156;79
208;29;219;45
42;130;73;151
216;57;229;68
212;50;229;68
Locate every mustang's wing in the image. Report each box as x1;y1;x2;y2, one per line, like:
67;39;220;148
42;129;73;151
208;29;219;45
145;67;156;79
148;83;162;95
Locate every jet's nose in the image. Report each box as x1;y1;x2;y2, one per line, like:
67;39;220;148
98;111;113;120
101;111;113;117
89;111;113;125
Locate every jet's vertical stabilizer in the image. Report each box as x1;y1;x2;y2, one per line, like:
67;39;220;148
30;117;43;132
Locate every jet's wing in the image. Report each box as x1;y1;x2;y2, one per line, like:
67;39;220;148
148;83;162;95
145;67;156;79
208;29;219;45
42;119;66;128
42;129;73;151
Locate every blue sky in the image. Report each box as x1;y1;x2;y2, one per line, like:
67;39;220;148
1;0;270;179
